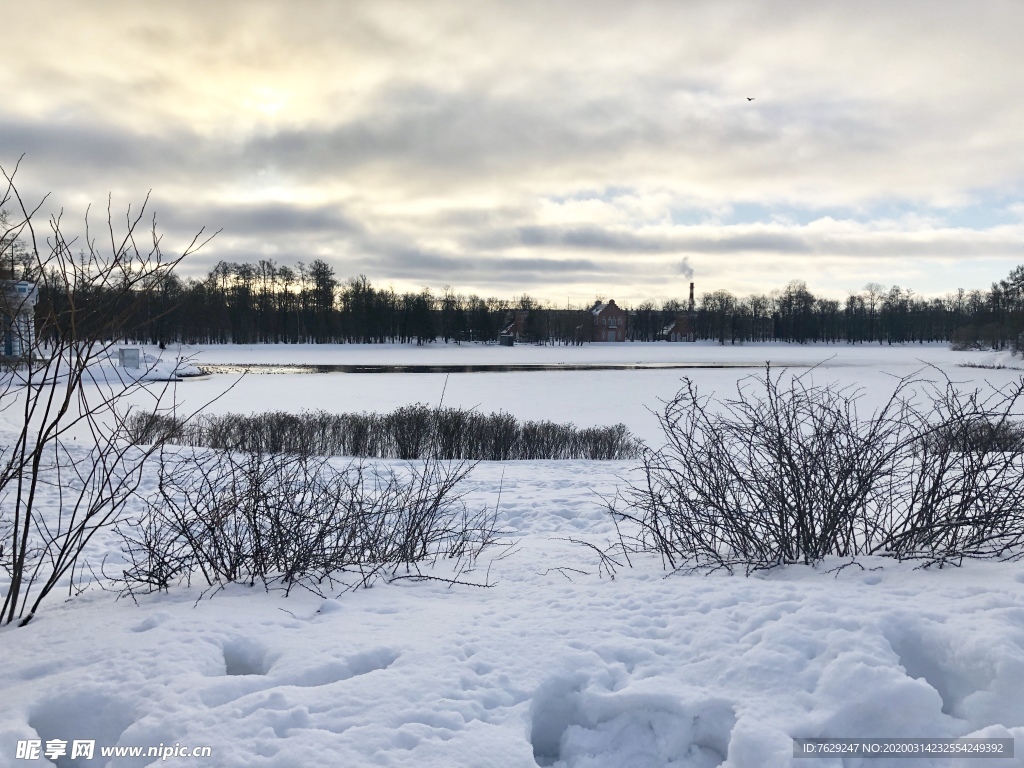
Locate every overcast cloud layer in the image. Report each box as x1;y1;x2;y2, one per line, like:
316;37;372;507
3;0;1024;304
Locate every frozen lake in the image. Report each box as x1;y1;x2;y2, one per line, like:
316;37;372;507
138;341;1022;446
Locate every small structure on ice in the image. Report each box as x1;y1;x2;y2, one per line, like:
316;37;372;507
1;279;38;359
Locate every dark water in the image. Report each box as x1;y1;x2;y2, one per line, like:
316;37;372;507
199;361;792;375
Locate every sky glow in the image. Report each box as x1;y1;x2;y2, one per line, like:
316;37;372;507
3;1;1024;305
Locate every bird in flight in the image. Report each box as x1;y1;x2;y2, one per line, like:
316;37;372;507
747;97;755;101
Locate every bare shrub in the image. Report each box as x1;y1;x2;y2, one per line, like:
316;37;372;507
578;423;638;460
387;404;433;460
433;407;472;460
128;405;642;461
485;411;519;461
919;414;1024;454
608;366;1024;573
116;447;497;597
880;379;1024;562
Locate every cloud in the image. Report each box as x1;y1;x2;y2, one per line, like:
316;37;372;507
161;201;364;239
513;225;671;252
2;0;1024;305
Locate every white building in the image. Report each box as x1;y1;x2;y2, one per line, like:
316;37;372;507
2;280;38;358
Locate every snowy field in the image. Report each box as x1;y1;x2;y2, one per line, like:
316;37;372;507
2;343;1024;767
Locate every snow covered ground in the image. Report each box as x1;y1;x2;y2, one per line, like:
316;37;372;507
2;343;1023;767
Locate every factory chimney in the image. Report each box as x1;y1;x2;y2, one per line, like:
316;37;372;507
687;282;696;342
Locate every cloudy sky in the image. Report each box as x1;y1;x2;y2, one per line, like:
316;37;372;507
3;0;1024;305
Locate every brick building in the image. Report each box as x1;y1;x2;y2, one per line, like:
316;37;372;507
590;300;626;342
659;282;697;342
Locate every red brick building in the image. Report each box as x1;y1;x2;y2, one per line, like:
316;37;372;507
660;283;697;342
497;300;628;344
590;300;626;342
499;309;530;343
660;314;695;342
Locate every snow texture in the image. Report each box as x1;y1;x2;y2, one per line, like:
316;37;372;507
1;343;1022;767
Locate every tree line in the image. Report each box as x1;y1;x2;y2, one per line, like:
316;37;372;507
6;244;1024;347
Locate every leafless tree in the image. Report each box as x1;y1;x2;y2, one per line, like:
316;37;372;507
0;158;214;626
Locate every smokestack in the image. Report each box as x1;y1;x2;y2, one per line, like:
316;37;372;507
688;282;695;313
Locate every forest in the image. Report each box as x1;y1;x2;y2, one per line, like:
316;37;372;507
5;235;1024;348
82;258;1024;348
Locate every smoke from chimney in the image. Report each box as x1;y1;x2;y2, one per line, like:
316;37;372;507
678;256;694;280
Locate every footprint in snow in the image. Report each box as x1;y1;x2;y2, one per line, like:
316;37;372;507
530;674;735;768
201;643;399;708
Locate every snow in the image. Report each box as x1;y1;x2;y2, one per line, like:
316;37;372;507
112;341;1021;447
171;339;970;368
1;343;1023;767
88;350;203;382
2;349;200;388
